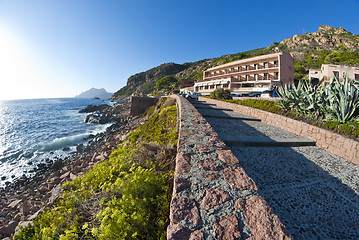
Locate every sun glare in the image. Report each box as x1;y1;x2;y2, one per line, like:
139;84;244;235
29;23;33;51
0;25;40;100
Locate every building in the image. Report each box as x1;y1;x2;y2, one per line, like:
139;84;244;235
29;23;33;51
309;64;359;85
194;52;294;95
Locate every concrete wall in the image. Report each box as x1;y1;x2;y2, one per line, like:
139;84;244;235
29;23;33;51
130;96;159;116
167;95;291;239
199;97;359;165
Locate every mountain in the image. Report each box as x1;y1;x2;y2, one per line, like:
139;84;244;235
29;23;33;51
112;25;359;100
75;88;113;99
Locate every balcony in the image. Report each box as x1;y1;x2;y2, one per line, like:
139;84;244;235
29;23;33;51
204;64;280;80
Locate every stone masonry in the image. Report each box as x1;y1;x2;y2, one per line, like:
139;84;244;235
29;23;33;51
167;95;291;240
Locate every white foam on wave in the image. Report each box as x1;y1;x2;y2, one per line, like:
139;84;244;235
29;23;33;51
34;133;89;152
33;123;111;152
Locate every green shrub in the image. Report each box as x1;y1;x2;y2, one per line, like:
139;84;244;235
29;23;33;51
209;89;232;100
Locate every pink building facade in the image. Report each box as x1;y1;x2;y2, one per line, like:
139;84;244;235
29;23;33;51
194;52;294;94
309;64;359;85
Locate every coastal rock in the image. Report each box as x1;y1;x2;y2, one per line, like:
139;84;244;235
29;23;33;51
79;104;110;113
20;203;30;216
0;221;18;236
84;112;110;124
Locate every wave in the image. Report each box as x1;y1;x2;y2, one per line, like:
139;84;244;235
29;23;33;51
33;133;89;152
33;123;111;152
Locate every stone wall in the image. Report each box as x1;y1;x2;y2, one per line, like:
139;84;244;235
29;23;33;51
199;97;359;165
130;96;159;116
167;95;291;239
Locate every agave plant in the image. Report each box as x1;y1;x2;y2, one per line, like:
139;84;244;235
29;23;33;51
278;73;359;123
326;74;359;123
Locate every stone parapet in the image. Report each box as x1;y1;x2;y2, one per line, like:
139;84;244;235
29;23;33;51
167;95;291;239
199;97;359;165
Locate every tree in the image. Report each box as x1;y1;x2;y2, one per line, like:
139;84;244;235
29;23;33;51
155;75;177;90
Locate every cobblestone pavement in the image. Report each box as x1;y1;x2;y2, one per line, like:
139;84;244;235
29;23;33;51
193;100;359;240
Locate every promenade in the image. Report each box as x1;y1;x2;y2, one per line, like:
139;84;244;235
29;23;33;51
192;99;359;239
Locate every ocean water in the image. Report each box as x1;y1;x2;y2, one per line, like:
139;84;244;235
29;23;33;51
0;98;112;188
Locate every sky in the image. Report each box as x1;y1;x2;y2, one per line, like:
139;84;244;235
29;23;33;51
0;0;359;100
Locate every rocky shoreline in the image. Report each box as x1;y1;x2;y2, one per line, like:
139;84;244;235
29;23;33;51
0;103;143;239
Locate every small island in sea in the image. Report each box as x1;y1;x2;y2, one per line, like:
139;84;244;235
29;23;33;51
75;88;113;99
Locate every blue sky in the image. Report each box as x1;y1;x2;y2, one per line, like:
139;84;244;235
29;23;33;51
0;0;358;100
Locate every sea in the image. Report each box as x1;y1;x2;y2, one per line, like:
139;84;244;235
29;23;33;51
0;98;112;189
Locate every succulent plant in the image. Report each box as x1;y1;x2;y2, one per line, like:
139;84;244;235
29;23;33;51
278;73;359;123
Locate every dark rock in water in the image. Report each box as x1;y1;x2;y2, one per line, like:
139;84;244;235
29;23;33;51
84;111;110;124
83;134;95;140
27;161;33;165
62;147;70;151
79;104;110;113
1;176;6;180
50;151;54;155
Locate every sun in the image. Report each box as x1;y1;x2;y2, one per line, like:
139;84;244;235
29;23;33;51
0;24;38;100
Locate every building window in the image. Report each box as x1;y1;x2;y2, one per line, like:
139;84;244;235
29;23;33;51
264;73;268;80
254;64;258;69
223;84;229;88
274;61;278;67
333;71;339;79
254;74;258;81
245;75;249;80
246;65;249;71
355;74;359;80
200;86;203;90
264;62;268;68
274;72;279;79
210;85;215;89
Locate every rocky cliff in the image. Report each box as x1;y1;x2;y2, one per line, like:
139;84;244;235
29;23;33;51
111;63;186;99
112;25;359;99
276;25;359;59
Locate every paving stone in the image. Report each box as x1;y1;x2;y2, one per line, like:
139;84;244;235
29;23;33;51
174;177;191;194
167;224;192;240
215;215;241;240
221;166;258;191
170;196;201;225
215;150;239;164
199;158;222;171
175;152;191;175
200;188;231;210
235;195;291;239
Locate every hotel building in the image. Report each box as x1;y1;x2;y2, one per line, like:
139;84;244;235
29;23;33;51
194;52;294;94
309;64;359;85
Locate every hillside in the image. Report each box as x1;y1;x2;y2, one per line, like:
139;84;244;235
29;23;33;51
112;25;359;99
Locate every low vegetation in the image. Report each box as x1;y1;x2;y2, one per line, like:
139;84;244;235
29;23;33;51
15;98;178;240
209;89;232;100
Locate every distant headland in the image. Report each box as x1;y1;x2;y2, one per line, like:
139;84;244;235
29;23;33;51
75;88;113;99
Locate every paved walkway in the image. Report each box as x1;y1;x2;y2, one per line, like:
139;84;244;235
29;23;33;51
191;100;359;240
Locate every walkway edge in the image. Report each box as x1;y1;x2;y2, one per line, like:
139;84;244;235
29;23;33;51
199;97;359;165
167;95;291;240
